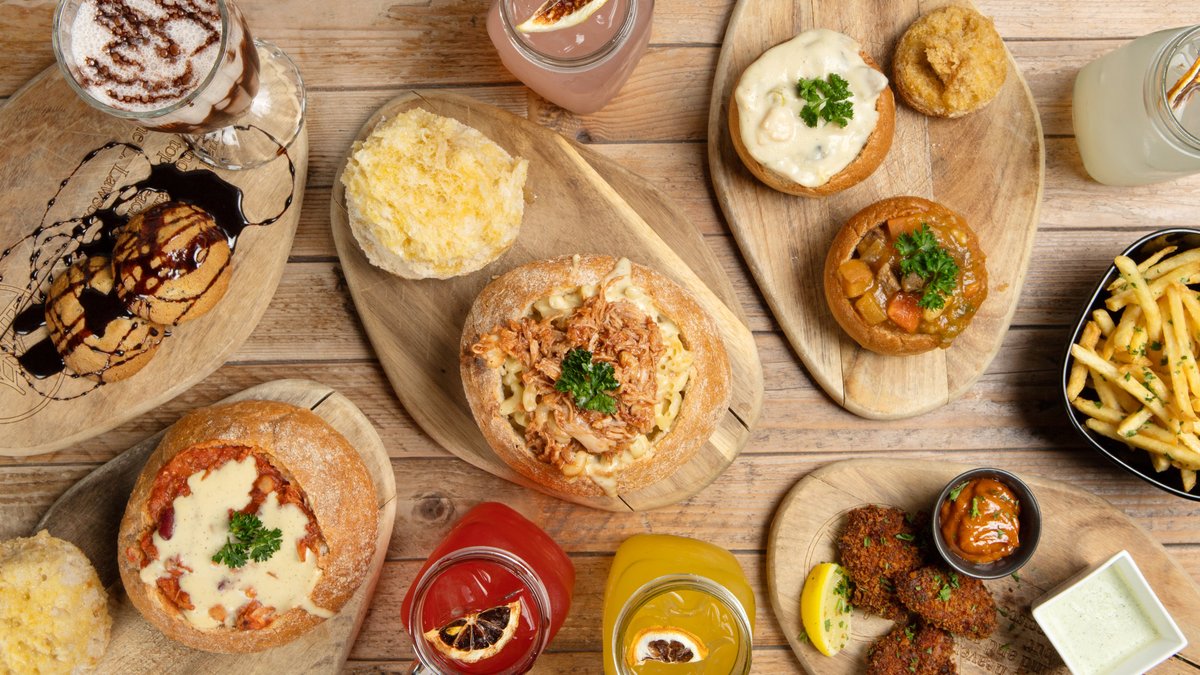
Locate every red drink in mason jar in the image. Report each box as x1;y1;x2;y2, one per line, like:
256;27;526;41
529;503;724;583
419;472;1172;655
401;502;575;674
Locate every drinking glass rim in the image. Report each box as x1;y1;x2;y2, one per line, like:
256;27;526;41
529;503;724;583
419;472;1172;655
1154;24;1200;149
498;0;643;71
51;0;233;120
611;573;753;674
408;545;553;675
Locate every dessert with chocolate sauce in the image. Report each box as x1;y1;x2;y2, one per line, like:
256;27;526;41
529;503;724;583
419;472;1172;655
55;0;259;132
44;256;165;383
114;202;233;325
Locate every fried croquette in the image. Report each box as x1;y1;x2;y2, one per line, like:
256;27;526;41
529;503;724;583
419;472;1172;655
893;6;1007;118
837;505;924;621
867;622;957;675
895;565;997;639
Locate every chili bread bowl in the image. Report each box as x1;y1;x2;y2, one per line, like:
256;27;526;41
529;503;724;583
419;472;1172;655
117;400;378;653
460;255;731;498
824;196;988;355
729;29;895;197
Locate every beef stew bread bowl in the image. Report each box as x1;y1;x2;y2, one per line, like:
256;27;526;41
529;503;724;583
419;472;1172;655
729;28;895;197
117;400;378;653
824;196;988;355
460;255;731;498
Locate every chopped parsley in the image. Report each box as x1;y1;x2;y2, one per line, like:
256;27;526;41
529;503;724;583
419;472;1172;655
796;73;854;128
212;512;282;569
948;481;969;501
864;536;873;548
970;496;981;518
895;532;915;542
555;347;619;414
937;584;953;601
895;225;960;310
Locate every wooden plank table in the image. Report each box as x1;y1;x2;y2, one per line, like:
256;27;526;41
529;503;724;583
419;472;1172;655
1;1;1198;672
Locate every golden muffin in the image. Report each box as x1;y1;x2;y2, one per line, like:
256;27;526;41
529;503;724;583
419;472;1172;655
893;6;1007;118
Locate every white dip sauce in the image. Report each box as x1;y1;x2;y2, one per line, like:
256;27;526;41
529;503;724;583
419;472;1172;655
1038;566;1161;672
733;28;888;188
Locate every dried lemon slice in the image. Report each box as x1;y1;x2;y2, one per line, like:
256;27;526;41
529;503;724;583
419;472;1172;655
516;0;611;33
422;601;521;664
625;626;708;666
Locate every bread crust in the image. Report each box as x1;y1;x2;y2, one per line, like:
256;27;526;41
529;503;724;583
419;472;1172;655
117;400;378;653
824;196;983;355
893;6;1007;119
459;255;731;497
729;50;895;197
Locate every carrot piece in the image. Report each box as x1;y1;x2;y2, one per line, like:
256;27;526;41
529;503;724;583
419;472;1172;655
886;216;925;240
887;293;921;333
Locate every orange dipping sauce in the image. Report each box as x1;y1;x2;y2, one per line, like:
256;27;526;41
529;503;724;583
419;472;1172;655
939;478;1021;564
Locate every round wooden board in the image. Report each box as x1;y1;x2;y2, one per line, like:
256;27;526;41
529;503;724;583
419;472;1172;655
0;67;307;455
768;459;1200;673
33;379;396;673
707;0;1044;419
330;91;763;512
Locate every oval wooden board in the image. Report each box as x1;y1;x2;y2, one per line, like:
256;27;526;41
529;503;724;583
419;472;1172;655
707;0;1044;419
33;379;396;673
768;459;1200;673
330;91;763;512
0;67;307;455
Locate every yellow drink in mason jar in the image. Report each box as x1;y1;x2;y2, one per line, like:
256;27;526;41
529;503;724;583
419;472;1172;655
602;534;756;674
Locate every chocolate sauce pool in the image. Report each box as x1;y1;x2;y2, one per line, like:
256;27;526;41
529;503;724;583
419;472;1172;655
0;133;294;397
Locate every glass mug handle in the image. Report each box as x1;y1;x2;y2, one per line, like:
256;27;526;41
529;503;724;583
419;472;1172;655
407;660;432;674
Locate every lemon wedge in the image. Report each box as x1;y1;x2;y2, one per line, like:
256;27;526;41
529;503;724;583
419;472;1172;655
516;0;611;33
800;562;853;657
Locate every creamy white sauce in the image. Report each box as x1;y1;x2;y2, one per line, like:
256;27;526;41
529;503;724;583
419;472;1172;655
734;29;888;187
139;456;332;629
1038;566;1162;672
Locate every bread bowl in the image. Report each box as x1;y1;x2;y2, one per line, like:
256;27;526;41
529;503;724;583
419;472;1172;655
824;196;988;355
729;28;895;197
893;6;1008;119
460;255;731;497
117;400;378;653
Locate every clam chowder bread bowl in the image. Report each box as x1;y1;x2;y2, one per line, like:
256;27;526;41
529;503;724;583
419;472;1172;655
729;28;895;197
460;255;731;498
824;196;988;355
117;400;378;653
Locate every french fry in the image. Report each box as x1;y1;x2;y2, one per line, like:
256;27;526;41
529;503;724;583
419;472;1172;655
1184;470;1197;492
1108;261;1200;311
1115;256;1162;340
1153;454;1172;472
1169;284;1200;406
1093;308;1116;336
1067;322;1102;400
1069;397;1123;425
1117;407;1153;437
1106;304;1142;360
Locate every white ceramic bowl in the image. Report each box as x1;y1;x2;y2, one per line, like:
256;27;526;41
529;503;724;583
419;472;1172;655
1031;551;1187;675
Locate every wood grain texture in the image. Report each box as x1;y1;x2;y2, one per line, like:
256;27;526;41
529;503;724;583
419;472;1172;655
330;92;762;511
0;68;307;456
708;0;1044;419
768;459;1200;673
33;379;396;673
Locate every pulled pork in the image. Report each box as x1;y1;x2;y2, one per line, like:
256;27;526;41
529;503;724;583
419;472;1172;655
473;282;664;475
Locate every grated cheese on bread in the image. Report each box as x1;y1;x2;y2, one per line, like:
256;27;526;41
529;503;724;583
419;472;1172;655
341;108;529;279
0;530;111;674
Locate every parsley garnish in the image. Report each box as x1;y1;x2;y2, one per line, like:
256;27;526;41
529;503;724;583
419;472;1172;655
895;225;960;310
895;533;915;542
948;481;968;501
212;512;282;569
796;73;854;128
971;497;981;518
555;348;619;414
937;584;953;601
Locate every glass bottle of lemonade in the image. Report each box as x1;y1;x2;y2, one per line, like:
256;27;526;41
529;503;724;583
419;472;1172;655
602;534;755;674
486;0;654;114
401;503;575;674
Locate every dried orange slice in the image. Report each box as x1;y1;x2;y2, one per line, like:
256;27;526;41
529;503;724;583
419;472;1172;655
625;626;708;666
516;0;612;33
422;601;521;664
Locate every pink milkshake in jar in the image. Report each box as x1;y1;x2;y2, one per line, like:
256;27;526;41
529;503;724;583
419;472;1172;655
487;0;654;115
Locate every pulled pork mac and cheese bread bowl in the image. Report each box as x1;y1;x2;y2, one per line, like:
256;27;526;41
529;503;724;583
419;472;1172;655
730;28;895;197
460;255;731;498
824;196;988;355
117;400;378;653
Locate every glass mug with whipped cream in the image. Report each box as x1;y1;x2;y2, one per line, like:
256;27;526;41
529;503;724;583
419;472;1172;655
1074;25;1200;186
52;0;306;169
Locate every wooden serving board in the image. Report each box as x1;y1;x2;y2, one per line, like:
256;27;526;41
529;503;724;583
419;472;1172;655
0;67;307;455
33;379;396;673
708;0;1044;419
768;459;1200;673
330;91;763;512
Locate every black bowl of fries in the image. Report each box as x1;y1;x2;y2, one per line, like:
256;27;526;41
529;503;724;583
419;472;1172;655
1063;228;1200;501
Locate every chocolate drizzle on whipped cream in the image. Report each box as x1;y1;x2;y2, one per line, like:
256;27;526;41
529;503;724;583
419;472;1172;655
0;131;295;398
69;0;222;110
